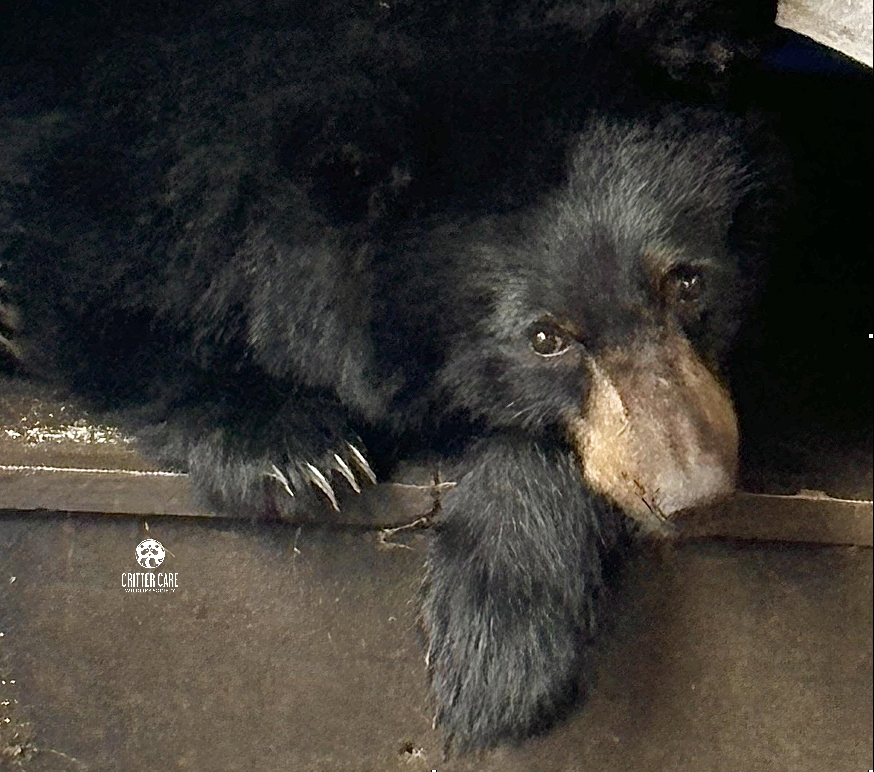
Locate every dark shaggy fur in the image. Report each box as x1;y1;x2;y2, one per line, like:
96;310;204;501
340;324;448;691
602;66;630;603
2;0;781;752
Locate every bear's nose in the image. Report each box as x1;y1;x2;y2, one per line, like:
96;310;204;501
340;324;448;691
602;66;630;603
648;458;735;517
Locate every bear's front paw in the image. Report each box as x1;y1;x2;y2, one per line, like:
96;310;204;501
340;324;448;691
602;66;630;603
186;401;377;518
264;437;377;514
421;551;584;753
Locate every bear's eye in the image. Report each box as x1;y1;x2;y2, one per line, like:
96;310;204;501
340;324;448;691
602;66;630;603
661;265;704;309
529;323;571;357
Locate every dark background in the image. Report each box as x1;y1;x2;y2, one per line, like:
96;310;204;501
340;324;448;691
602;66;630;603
730;33;872;498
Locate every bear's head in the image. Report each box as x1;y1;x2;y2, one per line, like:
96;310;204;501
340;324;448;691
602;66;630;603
438;113;778;526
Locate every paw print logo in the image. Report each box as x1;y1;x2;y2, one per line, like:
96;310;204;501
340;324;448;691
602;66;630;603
135;539;166;569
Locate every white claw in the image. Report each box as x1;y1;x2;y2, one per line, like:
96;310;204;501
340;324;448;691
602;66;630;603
345;442;377;484
266;464;295;498
0;302;21;332
0;333;21;359
332;453;361;494
304;462;340;511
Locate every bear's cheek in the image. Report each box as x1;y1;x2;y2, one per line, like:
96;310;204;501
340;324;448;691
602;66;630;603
569;331;738;523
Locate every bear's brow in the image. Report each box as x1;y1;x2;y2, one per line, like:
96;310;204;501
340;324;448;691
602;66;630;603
641;245;716;282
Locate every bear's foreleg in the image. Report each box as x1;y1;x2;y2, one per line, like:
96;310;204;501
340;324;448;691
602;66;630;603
421;435;623;752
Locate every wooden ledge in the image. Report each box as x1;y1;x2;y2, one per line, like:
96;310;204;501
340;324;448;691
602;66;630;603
1;376;871;545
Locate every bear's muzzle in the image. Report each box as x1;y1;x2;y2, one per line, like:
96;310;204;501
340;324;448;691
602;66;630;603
571;331;738;523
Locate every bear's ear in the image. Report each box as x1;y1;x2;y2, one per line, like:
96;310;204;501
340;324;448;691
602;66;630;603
571;329;738;525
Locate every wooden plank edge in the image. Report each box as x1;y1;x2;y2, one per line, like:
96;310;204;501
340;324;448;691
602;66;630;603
0;464;444;525
677;491;873;547
2;463;871;546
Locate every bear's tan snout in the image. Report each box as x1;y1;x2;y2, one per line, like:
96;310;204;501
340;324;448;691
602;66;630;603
571;332;738;523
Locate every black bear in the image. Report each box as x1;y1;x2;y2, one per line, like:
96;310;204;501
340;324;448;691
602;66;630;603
1;0;780;752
